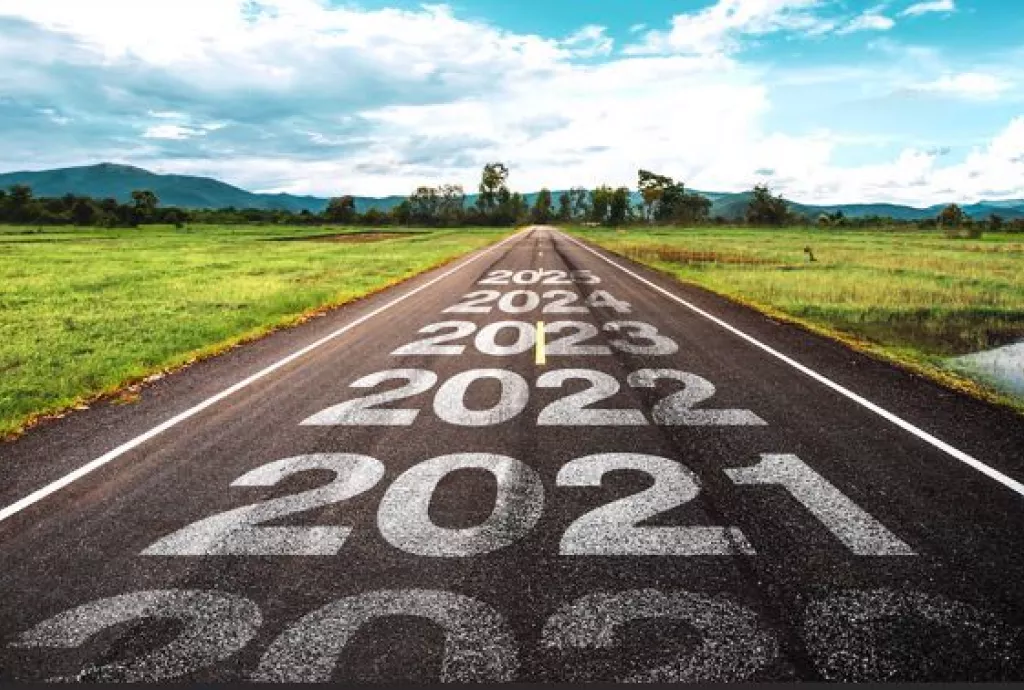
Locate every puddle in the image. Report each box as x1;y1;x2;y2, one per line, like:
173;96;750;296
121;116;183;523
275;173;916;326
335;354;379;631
948;341;1024;397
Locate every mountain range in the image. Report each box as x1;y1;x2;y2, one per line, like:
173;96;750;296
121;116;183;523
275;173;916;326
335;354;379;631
2;163;1023;221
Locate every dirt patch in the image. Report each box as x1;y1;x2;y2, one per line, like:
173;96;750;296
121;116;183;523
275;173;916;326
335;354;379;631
279;232;413;244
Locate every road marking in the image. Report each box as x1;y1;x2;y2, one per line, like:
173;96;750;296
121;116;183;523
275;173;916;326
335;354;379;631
0;230;529;527
536;322;547;365
557;230;1024;499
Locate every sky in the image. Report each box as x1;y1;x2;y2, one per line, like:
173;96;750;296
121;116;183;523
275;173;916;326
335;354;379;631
0;0;1022;205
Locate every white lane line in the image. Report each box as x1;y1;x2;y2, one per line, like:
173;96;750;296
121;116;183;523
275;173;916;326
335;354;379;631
0;230;528;526
558;230;1024;498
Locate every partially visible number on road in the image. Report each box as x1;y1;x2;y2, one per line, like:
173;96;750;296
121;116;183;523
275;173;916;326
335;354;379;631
628;369;766;426
443;290;630;315
253;589;518;682
17;587;1018;682
434;369;529;426
378;454;544;556
558;454;753;556
604;321;679;356
479;269;600;285
302;370;437;426
536;370;645;426
725;454;913;555
11;590;262;682
542;589;776;682
142;454;386;556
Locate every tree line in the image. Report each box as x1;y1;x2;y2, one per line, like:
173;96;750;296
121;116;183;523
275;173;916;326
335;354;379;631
2;164;1021;234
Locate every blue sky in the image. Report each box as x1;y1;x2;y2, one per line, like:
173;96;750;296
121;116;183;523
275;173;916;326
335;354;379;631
0;0;1021;204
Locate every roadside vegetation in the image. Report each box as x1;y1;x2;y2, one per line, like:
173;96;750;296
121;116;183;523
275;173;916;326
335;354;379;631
574;225;1024;409
3;162;1023;435
0;224;505;438
6;163;1023;233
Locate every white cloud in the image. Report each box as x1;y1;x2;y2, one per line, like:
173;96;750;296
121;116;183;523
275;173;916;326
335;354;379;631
561;25;613;58
142;124;205;139
0;0;1019;208
625;0;902;55
624;0;827;56
914;72;1012;99
900;0;955;17
0;0;568;78
719;118;1024;206
838;11;895;34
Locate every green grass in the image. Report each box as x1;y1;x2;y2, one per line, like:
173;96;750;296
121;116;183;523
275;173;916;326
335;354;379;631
571;225;1024;408
0;224;507;437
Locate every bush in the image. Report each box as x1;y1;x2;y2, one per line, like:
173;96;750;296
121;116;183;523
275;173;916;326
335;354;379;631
944;223;983;239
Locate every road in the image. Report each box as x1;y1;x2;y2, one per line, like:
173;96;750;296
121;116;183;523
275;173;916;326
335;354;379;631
2;225;1024;682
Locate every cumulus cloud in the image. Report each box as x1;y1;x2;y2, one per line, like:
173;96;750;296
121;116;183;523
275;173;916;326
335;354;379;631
0;0;771;195
624;0;828;56
900;0;955;17
0;0;1018;207
723;118;1024;206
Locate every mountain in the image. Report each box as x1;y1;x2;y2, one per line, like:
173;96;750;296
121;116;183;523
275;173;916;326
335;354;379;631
2;163;1023;220
0;163;337;213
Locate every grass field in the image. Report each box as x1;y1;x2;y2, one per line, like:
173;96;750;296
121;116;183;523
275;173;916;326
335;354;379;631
0;224;506;437
573;225;1024;408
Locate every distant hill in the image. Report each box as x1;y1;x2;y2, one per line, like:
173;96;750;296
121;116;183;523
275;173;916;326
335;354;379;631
1;162;1023;220
702;191;1024;221
0;163;345;213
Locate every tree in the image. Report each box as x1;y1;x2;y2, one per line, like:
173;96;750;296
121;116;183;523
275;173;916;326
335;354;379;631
9;184;32;208
637;169;712;225
476;162;509;219
130;189;159;223
361;208;388;226
531;188;553;224
989;213;1004;231
408;186;440;225
745;184;788;226
508;192;529;225
937;203;966;228
393;200;412;225
437;184;465;226
818;209;846;227
659;184;711;224
608;187;632;226
325;196;357;223
568;187;590;221
163;207;189;229
556;192;572;222
638;169;673;221
71;198;96;226
590;185;613;224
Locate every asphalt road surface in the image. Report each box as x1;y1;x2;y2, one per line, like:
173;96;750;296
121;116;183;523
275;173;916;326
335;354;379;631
3;226;1024;683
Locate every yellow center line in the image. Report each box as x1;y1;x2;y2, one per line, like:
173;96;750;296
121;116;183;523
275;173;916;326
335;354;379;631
535;321;546;366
